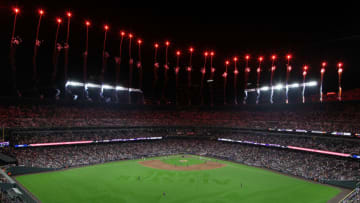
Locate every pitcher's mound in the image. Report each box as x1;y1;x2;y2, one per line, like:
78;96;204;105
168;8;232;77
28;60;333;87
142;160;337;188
139;160;226;171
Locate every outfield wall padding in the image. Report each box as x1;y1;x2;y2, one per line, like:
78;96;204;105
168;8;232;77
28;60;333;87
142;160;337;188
321;180;358;189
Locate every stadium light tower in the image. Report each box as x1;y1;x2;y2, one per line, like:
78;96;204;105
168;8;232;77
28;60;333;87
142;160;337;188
137;38;143;64
245;55;250;67
51;18;62;85
83;20;91;84
64;11;72;82
128;33;133;60
100;24;109;83
32;9;45;84
285;54;292;104
200;52;208;105
154;43;159;60
223;60;230;105
115;31;126;85
337;62;343;101
161;41;170;103
99;24;110;99
256;56;264;104
154;43;159;67
81;20;91;99
320;62;326;102
188;47;194;70
202;52;209;74
302;65;309;103
10;7;21;91
128;33;134;104
176;50;181;75
175;50;181;105
11;7;20;44
233;57;239;104
209;51;216;106
270;55;277;104
137;39;143;91
210;51;215;74
165;41;170;68
187;47;194;105
243;55;251;104
153;43;160;104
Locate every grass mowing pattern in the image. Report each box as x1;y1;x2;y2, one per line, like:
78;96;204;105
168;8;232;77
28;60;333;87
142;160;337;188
16;155;340;203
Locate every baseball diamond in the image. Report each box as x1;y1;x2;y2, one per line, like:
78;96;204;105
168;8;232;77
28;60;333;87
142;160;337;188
15;155;341;203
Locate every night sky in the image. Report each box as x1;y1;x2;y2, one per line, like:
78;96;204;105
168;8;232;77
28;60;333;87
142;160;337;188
0;1;359;103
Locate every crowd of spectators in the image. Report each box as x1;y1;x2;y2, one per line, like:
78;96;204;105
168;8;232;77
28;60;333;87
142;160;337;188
1;103;360;133
1;102;360;192
217;132;360;154
0;177;24;203
0;188;24;203
3;139;359;182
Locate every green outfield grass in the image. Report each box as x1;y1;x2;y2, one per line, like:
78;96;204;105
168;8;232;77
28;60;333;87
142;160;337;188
16;155;340;203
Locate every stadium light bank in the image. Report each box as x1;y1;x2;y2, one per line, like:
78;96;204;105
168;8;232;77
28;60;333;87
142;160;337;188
65;81;143;93
245;81;317;92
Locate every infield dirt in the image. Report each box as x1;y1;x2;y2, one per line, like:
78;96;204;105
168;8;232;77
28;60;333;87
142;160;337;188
138;160;226;171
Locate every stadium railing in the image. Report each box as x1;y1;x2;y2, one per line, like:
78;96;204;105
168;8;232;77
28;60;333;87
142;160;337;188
339;188;359;203
0;168;37;203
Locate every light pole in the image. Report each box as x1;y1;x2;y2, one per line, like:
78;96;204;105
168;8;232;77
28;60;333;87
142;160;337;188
175;50;181;105
256;56;263;104
10;7;20;92
337;62;343;101
101;25;109;83
285;54;292;104
200;51;208;105
223;60;229;105
128;33;133;104
161;41;170;103
32;9;44;84
320;62;326;102
243;55;250;104
52;18;62;85
302;65;308;103
116;31;126;85
83;20;90;83
187;47;194;105
64;11;72;82
270;55;276;104
233;57;239;105
153;43;159;103
210;51;215;106
137;39;143;89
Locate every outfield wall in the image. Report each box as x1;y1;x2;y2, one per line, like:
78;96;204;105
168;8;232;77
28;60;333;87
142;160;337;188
7;166;57;176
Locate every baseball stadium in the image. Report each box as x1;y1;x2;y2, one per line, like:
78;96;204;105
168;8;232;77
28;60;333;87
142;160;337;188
1;105;360;203
1;2;360;203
